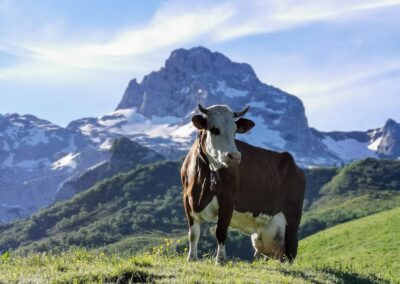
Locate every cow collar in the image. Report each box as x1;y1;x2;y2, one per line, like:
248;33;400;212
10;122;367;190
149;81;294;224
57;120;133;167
197;131;220;192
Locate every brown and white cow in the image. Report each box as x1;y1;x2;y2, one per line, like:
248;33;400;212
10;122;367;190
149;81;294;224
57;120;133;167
181;104;305;264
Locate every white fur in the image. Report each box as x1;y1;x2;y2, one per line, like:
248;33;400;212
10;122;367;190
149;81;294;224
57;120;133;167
215;243;226;264
190;197;287;259
190;197;219;222
187;223;200;261
250;213;286;258
202;105;240;171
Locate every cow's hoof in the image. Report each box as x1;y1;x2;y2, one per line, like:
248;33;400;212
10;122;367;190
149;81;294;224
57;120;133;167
187;256;198;262
215;258;227;265
253;251;262;261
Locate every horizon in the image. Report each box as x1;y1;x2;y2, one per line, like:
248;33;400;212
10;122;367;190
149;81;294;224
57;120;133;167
1;0;400;131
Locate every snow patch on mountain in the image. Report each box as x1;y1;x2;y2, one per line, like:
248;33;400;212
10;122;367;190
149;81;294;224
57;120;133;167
241;114;286;150
215;81;248;98
51;153;80;171
322;136;377;161
368;136;383;151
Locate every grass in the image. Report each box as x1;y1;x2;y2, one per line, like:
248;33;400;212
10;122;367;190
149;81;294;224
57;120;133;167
299;207;400;283
0;249;388;284
300;158;400;238
2;204;399;284
300;191;400;238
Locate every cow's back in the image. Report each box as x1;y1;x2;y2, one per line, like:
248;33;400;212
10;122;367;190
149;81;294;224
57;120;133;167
232;140;304;216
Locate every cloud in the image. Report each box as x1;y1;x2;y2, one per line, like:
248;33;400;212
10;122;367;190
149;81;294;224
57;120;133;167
2;0;400;82
209;0;400;41
0;2;235;81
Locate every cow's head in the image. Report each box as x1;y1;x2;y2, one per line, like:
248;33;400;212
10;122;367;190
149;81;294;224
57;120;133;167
192;104;255;171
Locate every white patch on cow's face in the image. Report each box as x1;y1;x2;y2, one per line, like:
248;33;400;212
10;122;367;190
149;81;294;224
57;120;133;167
203;105;241;171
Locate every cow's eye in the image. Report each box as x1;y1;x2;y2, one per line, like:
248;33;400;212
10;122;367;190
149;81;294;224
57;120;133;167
209;127;220;135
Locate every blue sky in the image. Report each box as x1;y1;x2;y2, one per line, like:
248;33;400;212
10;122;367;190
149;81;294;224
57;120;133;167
1;0;400;131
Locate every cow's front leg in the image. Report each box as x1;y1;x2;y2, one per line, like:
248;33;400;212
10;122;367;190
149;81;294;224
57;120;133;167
187;222;200;261
215;195;234;265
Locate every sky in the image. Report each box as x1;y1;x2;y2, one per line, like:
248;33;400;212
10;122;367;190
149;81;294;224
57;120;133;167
1;0;400;131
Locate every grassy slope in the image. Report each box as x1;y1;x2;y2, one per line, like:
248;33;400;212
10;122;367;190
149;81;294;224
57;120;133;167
300;158;400;238
1;208;398;283
299;207;400;282
0;249;389;283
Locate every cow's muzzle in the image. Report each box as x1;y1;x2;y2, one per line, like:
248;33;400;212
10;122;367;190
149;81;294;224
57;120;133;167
223;152;241;167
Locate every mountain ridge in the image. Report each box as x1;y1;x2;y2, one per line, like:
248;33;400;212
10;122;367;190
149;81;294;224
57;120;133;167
1;46;400;224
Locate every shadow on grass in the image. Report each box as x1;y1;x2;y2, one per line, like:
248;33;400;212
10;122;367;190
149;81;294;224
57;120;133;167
279;266;390;284
105;269;173;284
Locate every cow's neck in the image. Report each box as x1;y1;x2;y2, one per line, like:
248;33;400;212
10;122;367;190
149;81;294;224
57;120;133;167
197;144;220;193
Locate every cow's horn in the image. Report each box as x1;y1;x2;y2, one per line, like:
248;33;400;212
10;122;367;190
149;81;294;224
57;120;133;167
198;104;209;114
234;106;249;118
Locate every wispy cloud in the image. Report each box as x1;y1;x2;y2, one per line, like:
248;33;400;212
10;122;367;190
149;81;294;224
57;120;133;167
209;0;400;41
0;2;234;81
2;0;399;82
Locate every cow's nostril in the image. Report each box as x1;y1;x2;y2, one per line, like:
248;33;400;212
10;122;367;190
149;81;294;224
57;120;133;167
228;152;241;162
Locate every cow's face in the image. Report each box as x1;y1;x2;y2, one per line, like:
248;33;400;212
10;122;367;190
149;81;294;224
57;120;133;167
192;104;255;171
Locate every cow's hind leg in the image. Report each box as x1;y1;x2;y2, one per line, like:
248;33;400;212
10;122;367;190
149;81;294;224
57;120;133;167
284;224;299;262
187;223;200;261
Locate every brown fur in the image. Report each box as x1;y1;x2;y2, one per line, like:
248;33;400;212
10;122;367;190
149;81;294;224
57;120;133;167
181;131;305;261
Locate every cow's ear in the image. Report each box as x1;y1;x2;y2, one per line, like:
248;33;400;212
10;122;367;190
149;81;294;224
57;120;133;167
192;115;207;130
236;118;255;133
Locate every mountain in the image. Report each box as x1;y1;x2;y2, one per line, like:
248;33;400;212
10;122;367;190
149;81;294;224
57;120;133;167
0;113;108;223
68;47;400;166
67;46;340;166
55;137;165;201
313;118;400;163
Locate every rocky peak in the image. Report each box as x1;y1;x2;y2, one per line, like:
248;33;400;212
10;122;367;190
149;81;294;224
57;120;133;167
383;118;399;130
164;46;256;77
0;113;60;132
108;137;164;174
378;118;400;157
115;46;264;117
82;46;341;165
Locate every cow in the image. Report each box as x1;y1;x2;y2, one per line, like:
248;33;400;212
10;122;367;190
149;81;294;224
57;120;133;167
181;104;305;265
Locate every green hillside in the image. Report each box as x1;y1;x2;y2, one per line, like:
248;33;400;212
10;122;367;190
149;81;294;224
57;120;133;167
2;208;398;283
300;158;400;238
1;158;400;262
299;207;400;282
0;158;399;282
0;160;185;253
